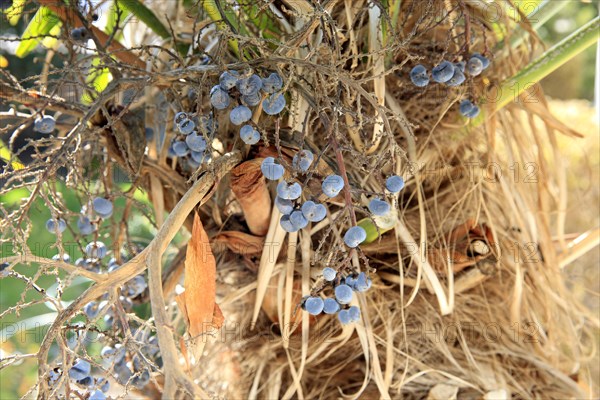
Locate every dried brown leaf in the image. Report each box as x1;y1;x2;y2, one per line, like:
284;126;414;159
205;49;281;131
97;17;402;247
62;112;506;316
177;213;219;338
230;159;272;236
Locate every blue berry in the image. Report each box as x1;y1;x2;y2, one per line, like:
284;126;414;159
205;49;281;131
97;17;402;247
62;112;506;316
114;362;132;384
471;53;490;69
301;201;326;222
289;210;308;230
83;301;99;319
187;157;201;170
68;359;91;381
262;93;286;115
48;369;60;386
276;181;302;200
409;65;429;87
446;69;466;87
77;376;94;388
345;275;357;289
85;241;107;259
465;105;480;118
77;216;94;235
322;267;336;281
132;369;150;389
239;124;260;145
172;140;190;157
368;198;390;216
174;112;188;125
460;99;475;116
236;74;262;96
92;197;113;218
191;150;209;164
467;56;484;76
125;275;147;297
292;149;314;172
101;346;117;362
178;119;196;135
280;214;298;232
167;143;177;157
46;218;67;234
354;272;371;292
242;91;262;107
70;27;84;41
322;174;344;197
34;115;56;133
323;298;340;314
386;175;404;193
335;284;353;304
185;133;207;152
210;85;231;110
219;70;239;90
262;73;283;93
261;157;284;180
304;296;324;315
229;105;252;125
52;253;71;263
343;226;367;248
275;196;294;215
454;61;466;73
0;262;9;278
338;309;352;325
431;61;455;83
460;100;480;118
89;390;106;400
348;305;361;322
97;377;110;393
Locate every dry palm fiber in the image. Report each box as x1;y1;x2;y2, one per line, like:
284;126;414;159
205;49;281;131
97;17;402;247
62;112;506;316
0;0;597;399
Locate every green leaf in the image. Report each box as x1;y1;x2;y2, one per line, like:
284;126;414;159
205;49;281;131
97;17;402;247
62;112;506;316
106;0;130;40
2;0;27;26
496;0;570;51
15;7;61;58
473;17;600;126
239;2;280;41
81;58;113;105
117;0;170;39
202;0;242;57
1;139;24;170
41;22;62;50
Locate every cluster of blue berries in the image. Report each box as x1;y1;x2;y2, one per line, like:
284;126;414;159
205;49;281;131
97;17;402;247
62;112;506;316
260;150;332;233
302;267;373;325
33;115;56;134
100;339;157;389
167;112;214;170
70;27;90;42
260;150;406;246
259;148;406;323
44;197;148;305
211;70;286;144
46;196;113;234
409;53;490;118
60;359;110;399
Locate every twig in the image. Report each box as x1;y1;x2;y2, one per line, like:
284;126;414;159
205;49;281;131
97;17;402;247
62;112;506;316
146;151;241;398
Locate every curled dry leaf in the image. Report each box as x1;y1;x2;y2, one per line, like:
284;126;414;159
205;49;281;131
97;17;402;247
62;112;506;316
230;159;272;236
175;213;224;366
429;218;499;275
213;230;265;256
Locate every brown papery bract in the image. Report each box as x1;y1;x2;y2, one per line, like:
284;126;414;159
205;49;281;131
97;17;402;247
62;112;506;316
230;159;272;236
